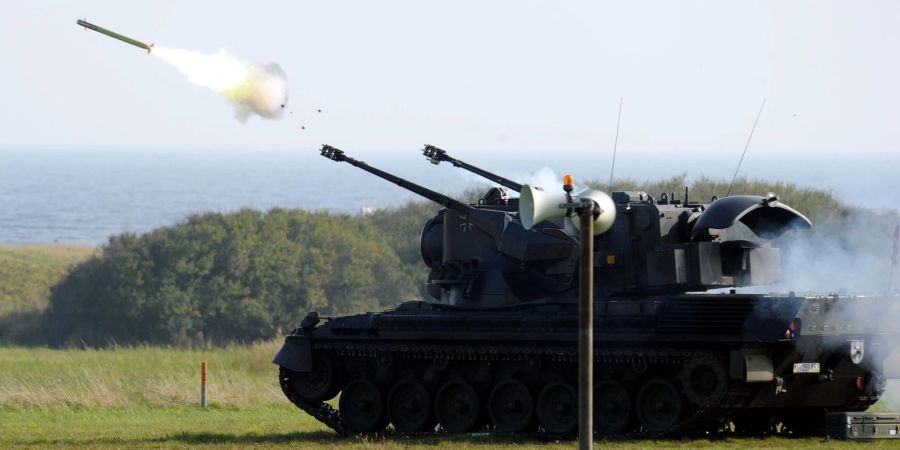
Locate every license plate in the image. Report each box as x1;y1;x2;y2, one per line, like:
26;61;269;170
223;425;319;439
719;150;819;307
793;362;821;374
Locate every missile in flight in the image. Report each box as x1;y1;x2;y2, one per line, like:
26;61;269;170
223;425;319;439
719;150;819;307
76;19;153;53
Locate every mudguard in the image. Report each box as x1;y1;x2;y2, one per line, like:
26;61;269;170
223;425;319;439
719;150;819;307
273;336;312;372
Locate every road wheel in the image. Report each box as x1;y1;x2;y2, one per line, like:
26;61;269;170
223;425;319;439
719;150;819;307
635;378;683;433
388;380;435;432
536;382;578;435
489;379;534;432
595;381;632;435
340;380;388;433
435;380;482;433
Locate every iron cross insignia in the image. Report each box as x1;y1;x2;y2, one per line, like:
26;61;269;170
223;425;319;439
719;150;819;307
458;215;474;232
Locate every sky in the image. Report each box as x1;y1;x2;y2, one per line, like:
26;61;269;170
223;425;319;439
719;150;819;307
1;1;899;156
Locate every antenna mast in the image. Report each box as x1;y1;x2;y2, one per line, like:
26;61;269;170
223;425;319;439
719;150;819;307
890;224;898;293
608;98;623;193
727;98;766;197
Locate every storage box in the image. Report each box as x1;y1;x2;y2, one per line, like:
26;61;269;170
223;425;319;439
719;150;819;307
826;412;900;440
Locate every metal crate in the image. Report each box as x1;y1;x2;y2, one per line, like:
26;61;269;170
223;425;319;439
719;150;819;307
826;412;900;440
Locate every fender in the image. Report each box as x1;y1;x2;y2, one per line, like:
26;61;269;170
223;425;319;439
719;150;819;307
272;336;312;372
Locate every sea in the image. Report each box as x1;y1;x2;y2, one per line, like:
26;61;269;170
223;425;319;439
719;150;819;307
2;148;898;245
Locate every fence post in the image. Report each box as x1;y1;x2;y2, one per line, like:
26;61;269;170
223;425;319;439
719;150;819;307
201;361;208;408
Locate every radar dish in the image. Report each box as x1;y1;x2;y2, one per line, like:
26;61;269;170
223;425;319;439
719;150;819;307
691;195;812;240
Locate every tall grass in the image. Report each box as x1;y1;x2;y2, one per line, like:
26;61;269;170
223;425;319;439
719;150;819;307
0;341;285;409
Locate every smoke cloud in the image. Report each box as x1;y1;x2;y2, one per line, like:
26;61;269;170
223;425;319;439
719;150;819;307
525;167;564;192
767;208;899;294
764;208;900;408
495;167;565;197
151;47;287;122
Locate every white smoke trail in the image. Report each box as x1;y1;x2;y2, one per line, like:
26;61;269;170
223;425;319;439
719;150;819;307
151;47;287;122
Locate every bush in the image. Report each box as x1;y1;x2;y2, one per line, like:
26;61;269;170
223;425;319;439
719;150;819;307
46;209;416;346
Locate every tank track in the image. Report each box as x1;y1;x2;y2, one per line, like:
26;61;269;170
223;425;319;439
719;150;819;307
279;366;349;435
279;340;751;437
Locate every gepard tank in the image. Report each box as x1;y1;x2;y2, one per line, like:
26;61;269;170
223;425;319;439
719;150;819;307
274;144;892;436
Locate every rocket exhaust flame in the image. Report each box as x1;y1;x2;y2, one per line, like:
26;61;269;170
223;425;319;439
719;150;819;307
77;19;288;122
151;47;288;122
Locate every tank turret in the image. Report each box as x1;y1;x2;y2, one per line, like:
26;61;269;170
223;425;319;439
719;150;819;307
419;145;812;297
597;190;811;294
325;144;815;305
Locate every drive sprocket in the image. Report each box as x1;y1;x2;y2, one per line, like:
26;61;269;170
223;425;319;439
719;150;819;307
677;352;727;408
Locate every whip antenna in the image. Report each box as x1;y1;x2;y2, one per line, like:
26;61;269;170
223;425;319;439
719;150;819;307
727;98;766;196
889;224;898;293
608;97;623;192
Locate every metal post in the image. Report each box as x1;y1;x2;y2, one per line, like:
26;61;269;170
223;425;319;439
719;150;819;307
578;204;594;449
201;361;208;408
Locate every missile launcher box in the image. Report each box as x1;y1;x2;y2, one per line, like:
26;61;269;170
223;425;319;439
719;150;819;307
826;412;900;440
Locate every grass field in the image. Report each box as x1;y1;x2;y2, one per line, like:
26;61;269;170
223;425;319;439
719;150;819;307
0;342;284;408
0;245;95;343
0;245;94;316
3;405;899;449
2;343;900;449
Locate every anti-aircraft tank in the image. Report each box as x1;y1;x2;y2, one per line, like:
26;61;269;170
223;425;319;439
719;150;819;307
274;144;892;436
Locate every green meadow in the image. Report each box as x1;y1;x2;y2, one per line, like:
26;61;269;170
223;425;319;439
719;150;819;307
2;344;897;449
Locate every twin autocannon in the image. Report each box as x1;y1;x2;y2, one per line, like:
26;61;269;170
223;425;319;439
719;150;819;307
321;143;810;307
273;145;889;437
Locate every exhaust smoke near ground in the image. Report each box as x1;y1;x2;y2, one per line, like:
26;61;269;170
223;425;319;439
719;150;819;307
151;47;287;122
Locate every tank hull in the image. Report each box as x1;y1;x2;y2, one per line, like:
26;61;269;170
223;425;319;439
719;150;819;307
275;293;891;436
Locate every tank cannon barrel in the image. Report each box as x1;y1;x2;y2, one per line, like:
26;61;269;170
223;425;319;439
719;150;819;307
423;145;523;192
320;145;493;227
